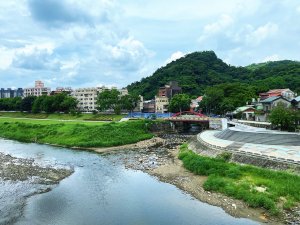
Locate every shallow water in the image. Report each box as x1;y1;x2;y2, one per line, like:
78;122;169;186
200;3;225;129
0;139;259;225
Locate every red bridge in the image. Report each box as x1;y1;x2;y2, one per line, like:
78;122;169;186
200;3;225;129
165;111;209;123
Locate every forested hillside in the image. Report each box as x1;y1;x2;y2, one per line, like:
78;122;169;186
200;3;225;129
127;51;300;100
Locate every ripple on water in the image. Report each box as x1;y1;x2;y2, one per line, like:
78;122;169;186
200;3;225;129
0;139;259;225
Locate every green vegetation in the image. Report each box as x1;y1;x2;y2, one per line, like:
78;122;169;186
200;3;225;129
178;144;300;215
127;51;300;100
0;112;124;122
97;89;139;114
168;94;191;113
0;120;153;147
199;83;256;114
269;104;300;131
0;93;77;113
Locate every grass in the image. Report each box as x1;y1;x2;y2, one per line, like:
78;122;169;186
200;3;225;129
0;117;103;125
0;112;124;122
0;120;154;148
178;144;300;215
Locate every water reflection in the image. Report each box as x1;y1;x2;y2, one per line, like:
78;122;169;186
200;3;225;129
0;139;258;225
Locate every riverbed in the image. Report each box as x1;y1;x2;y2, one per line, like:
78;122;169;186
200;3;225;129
0;138;259;225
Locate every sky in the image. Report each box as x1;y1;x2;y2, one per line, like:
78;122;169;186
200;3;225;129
0;0;300;89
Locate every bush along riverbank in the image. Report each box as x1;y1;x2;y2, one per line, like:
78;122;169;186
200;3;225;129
0;120;154;148
178;144;300;219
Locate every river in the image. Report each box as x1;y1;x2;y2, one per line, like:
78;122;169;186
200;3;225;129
0;138;259;225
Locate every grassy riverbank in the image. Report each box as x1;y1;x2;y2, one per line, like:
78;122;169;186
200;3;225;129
178;144;300;215
0;120;153;148
0;112;124;121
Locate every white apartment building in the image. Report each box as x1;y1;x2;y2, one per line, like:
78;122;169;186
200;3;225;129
119;88;129;96
72;86;128;112
155;96;169;113
23;80;51;97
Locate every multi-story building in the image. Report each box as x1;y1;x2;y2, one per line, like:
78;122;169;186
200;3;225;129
23;81;51;97
133;95;144;112
155;96;169;113
158;81;182;99
72;86;128;112
0;88;23;98
154;81;181;113
119;88;129;96
50;87;73;96
72;87;106;112
142;100;155;113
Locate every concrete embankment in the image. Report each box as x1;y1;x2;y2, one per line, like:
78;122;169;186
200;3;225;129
119;134;284;225
189;135;300;173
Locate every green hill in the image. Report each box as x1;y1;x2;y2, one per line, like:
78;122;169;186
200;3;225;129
127;51;300;99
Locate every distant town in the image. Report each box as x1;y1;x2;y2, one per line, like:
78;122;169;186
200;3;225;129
1;80;300;124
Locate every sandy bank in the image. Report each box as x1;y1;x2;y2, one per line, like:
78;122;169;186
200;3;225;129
71;137;165;154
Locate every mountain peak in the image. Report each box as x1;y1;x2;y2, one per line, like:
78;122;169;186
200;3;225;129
127;51;300;99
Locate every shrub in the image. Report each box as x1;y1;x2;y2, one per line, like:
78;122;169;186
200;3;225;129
178;144;300;216
216;152;232;162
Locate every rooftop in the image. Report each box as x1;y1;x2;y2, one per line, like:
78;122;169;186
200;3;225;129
260;96;282;103
267;88;291;94
233;106;255;114
293;96;300;102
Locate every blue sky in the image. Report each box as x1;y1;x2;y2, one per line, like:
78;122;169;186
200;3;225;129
0;0;300;89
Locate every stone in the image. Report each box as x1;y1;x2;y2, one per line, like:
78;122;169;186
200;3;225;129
232;203;237;210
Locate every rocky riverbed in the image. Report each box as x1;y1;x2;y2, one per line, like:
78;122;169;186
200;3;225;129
1;134;299;225
117;134;299;225
0;152;73;184
0;152;73;225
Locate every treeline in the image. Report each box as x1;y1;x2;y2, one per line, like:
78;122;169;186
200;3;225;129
0;93;77;113
97;89;139;114
199;83;256;115
127;51;300;99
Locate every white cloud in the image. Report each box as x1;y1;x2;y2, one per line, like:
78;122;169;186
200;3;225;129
245;22;278;46
165;51;185;65
0;0;300;88
204;15;234;34
102;37;153;71
199;14;234;42
262;54;281;62
0;47;15;70
12;48;61;71
121;0;254;21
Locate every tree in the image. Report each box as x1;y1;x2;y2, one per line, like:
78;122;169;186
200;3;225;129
41;96;55;113
168;94;191;113
20;96;36;112
52;93;67;112
127;51;300;100
200;83;256;115
60;96;78;113
120;94;140;112
268;104;296;131
200;87;224;115
97;89;121;114
32;95;46;113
